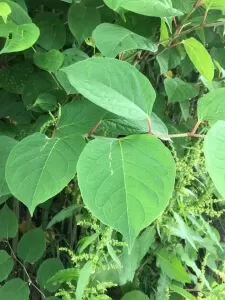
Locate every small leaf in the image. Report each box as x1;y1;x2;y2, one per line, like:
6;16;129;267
0;136;17;197
47;204;83;229
17;228;46;263
164;77;199;103
0;278;29;300
62;57;156;120
78;233;100;254
183;37;214;82
76;261;92;300
160;19;169;47
33;50;64;73
157;249;191;283
0;23;40;54
204;0;225;10
77;135;175;249
0;204;18;239
68;2;101;45
0;250;14;282
34;12;66;50
170;283;195;300
121;291;149;300
198;88;225;123
104;0;183;17
93;23;157;58
0;2;11;23
0;0;31;24
204;121;225;198
33;93;57;112
48;268;79;285
6;133;85;215
37;258;64;292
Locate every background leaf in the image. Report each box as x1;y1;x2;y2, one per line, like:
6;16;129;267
33;50;64;73
0;278;29;300
0;250;14;282
0;204;18;239
121;290;150;300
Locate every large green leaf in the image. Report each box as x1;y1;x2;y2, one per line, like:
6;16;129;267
198;88;225;123
204;121;225;198
0;136;17;197
104;0;183;17
157;249;191;283
0;204;18;238
34;12;66;50
0;22;40;54
68;2;101;45
121;291;149;300
55;99;105;138
6;133;85;215
62;58;156;120
77;134;176;249
33;50;64;73
17;228;46;263
0;278;29;300
37;258;64;292
93;23;157;58
164;77;199;103
204;0;225;10
183;38;214;82
0;250;14;282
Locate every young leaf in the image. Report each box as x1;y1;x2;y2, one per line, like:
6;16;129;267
0;136;17;197
198;88;225;123
0;2;11;23
17;228;46;263
104;0;183;17
0;250;14;282
34;12;66;50
37;258;64;292
76;261;92;300
33;93;57;112
68;2;101;45
0;278;30;300
157;249;191;283
62;57;156;120
48;268;79;285
164;77;199;103
204;121;225;198
204;0;225;10
0;23;40;54
183;38;214;82
0;204;18;239
33;50;64;73
93;23;158;58
169;284;195;300
121;291;149;300
0;0;31;24
6;133;85;215
77;134;176;250
160;19;169;47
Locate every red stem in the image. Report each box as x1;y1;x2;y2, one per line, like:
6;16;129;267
88;120;102;136
188;120;202;136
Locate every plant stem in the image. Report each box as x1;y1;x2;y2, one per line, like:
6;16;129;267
154;133;205;139
147;117;153;134
188;120;202;136
88;120;102;136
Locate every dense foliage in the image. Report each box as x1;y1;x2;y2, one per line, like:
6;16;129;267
1;0;225;299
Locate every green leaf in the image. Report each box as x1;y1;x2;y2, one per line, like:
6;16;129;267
62;57;156;120
6;133;85;215
157;249;191;283
77;134;175;249
78;232;100;254
160;19;169;47
164;77;199;103
33;50;64;73
0;250;14;282
93;23;157;58
198;88;225;123
0;0;31;24
170;284;195;300
55;99;105;138
68;2;101;45
0;23;40;54
47;204;83;229
17;228;46;263
0;136;17;197
121;291;149;300
37;258;64;292
204;0;225;10
34;12;66;50
183;37;214;82
0;278;29;300
33;93;57;112
0;204;18;238
76;261;92;300
104;0;183;17
172;0;196;13
48;268;79;285
204;121;225;198
0;2;11;23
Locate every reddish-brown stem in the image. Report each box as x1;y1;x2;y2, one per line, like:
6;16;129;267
88;120;102;136
188;120;202;136
168;41;183;48
173;17;178;28
147;117;153;134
